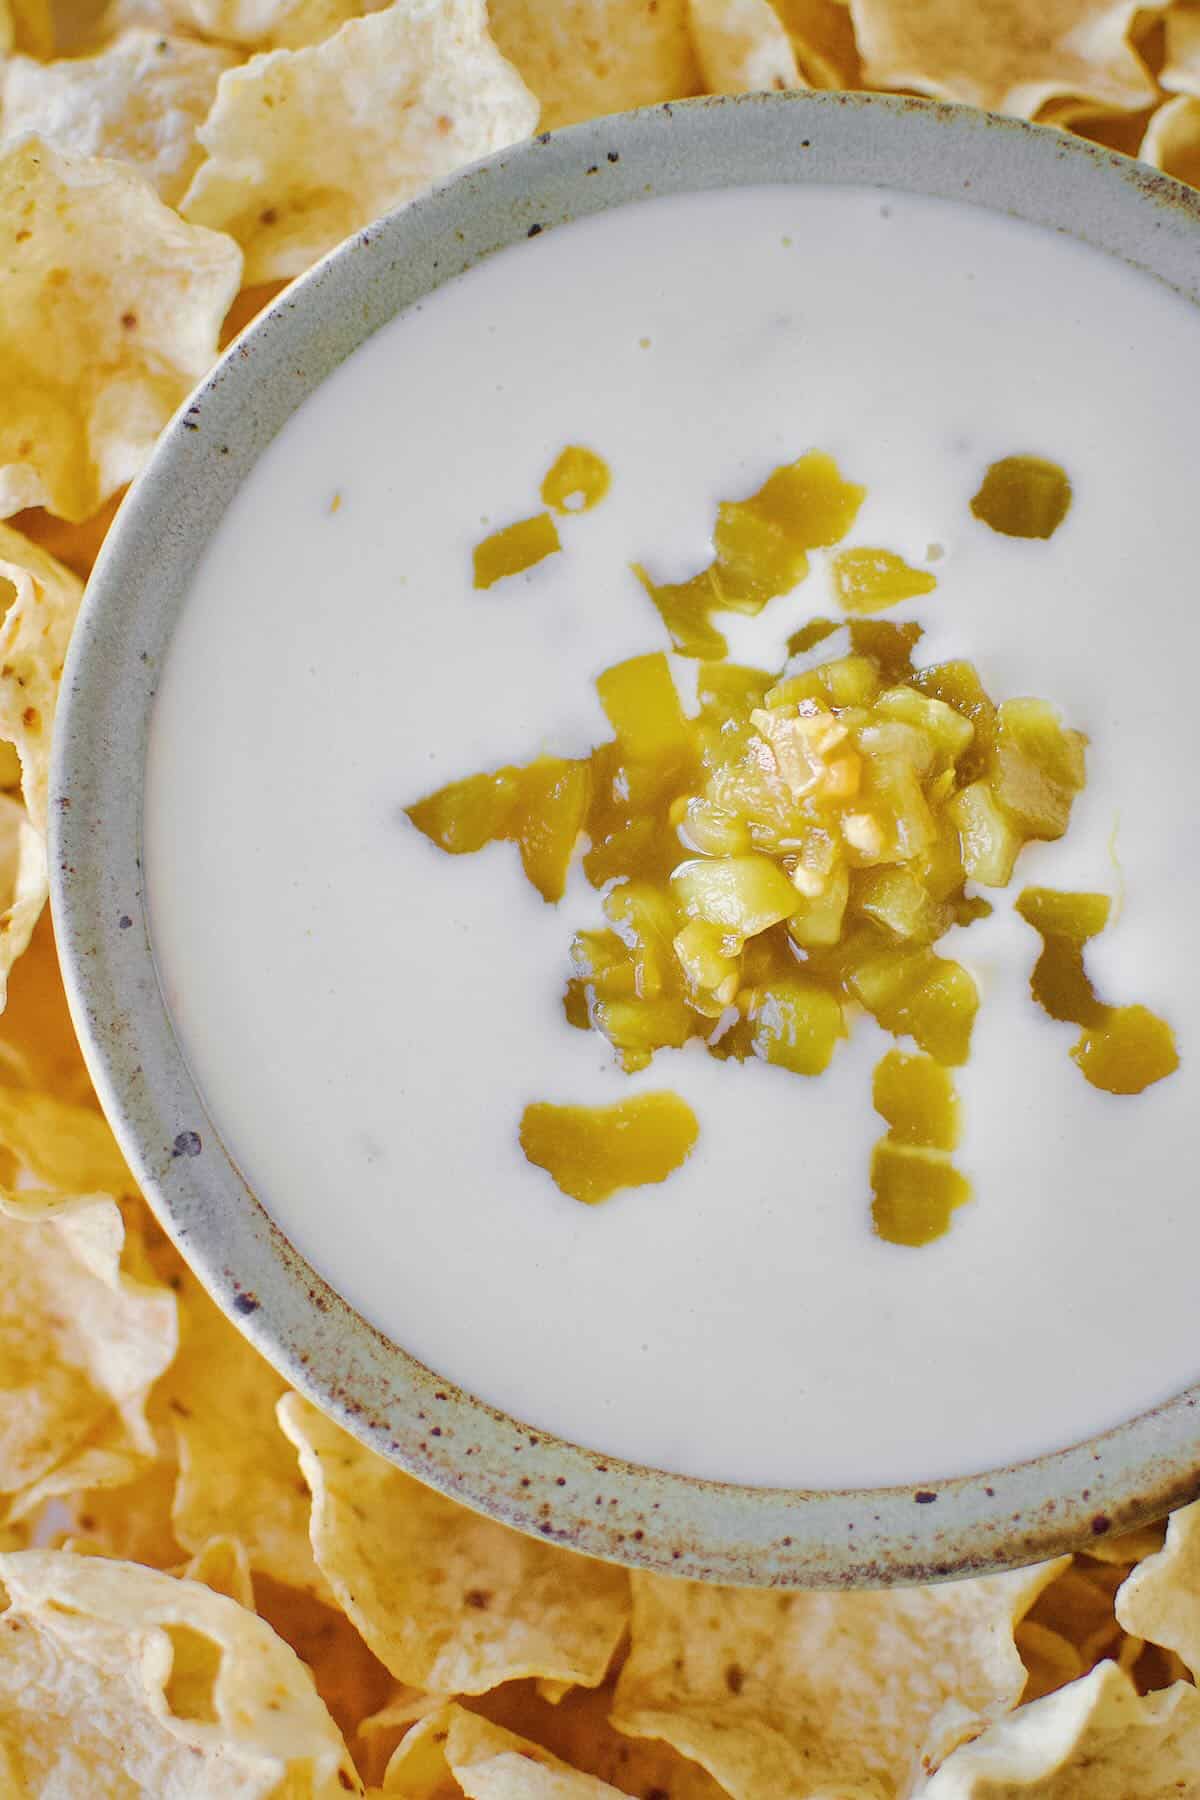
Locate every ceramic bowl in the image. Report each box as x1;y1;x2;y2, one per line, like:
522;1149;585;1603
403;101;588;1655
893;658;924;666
51;91;1200;1586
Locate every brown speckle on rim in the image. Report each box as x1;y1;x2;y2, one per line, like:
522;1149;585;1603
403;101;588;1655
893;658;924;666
1091;1513;1112;1535
914;1491;938;1505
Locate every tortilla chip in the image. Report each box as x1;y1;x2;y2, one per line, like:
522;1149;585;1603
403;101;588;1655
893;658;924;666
180;2;538;282
1142;92;1200;186
0;795;47;1016
381;1703;629;1796
88;0;391;51
0;1186;177;1520
488;0;701;129
0;32;237;205
0;0;52;54
1163;1;1200;94
771;0;862;87
181;1534;256;1607
690;0;804;92
848;0;1155;119
0;1549;363;1795
0;909;97;1106
1039;97;1157;153
161;1262;333;1602
253;1574;396;1753
473;1679;733;1800
0;522;83;835
1115;1500;1200;1679
278;1393;629;1695
60;1448;185;1568
919;1660;1200;1796
360;1688;455;1786
0;136;242;523
610;1560;1068;1799
1023;1559;1127;1670
1015;1619;1086;1703
7;489;124;581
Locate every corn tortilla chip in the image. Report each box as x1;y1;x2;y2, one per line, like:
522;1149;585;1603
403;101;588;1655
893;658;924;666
0;1549;363;1795
88;0;390;51
1016;1620;1086;1703
772;0;862;88
180;1;538;282
0;136;241;522
0;521;83;835
1115;1499;1200;1679
278;1393;629;1695
0;908;97;1106
161;1261;333;1602
0;795;47;1016
1142;93;1200;186
487;0;701;129
690;0;804;91
849;0;1154;119
0;0;52;54
360;1688;455;1786
1163;2;1200;95
0;32;237;205
182;1534;257;1607
918;1660;1200;1796
253;1573;396;1753
8;488;125;580
58;1446;185;1568
381;1703;629;1796
0;1186;177;1519
611;1560;1068;1799
472;1679;731;1800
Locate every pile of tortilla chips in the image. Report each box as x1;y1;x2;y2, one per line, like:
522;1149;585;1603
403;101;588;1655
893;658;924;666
1;0;1199;1792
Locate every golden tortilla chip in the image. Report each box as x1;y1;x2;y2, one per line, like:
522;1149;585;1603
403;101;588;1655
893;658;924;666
0;0;52;55
278;1393;629;1694
180;2;538;282
1163;2;1200;95
381;1703;629;1796
1015;1619;1086;1703
488;0;701;129
0;795;47;1016
88;0;389;52
473;1679;731;1800
360;1688;455;1786
58;1444;185;1568
181;1534;256;1607
690;0;804;92
919;1660;1200;1796
1115;1499;1200;1679
0;32;238;206
1142;93;1200;186
253;1574;396;1752
7;488;125;581
0;908;97;1105
0;522;83;834
162;1262;333;1602
611;1560;1068;1799
0;136;242;522
0;1549;363;1795
848;0;1154;119
1023;1559;1127;1671
771;0;862;87
0;1185;177;1520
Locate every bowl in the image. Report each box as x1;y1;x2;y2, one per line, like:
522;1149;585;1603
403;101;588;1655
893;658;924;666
50;90;1200;1587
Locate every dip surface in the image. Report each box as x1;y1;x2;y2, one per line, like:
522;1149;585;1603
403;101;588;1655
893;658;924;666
145;184;1200;1489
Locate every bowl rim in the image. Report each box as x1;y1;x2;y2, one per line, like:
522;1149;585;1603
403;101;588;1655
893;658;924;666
50;89;1200;1587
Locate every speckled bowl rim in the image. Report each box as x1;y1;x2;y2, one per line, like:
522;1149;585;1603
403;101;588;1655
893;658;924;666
50;92;1200;1587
